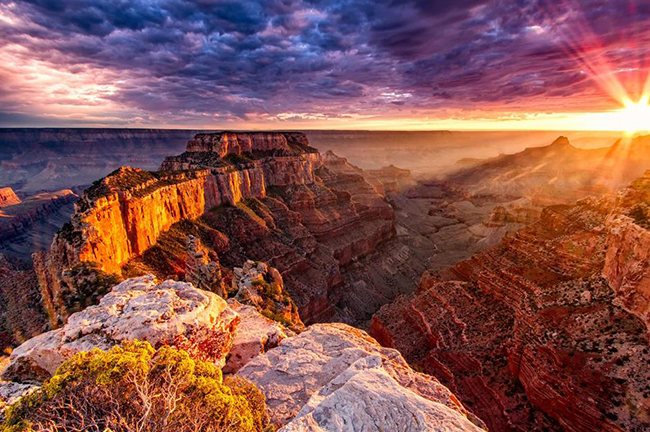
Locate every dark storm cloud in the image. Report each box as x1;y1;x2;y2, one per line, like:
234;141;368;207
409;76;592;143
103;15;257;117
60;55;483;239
2;0;650;124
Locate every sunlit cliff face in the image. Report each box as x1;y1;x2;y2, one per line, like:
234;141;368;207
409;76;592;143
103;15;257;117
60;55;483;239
0;0;649;130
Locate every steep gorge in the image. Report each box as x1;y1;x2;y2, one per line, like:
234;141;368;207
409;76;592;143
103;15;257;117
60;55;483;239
371;173;650;432
32;132;406;329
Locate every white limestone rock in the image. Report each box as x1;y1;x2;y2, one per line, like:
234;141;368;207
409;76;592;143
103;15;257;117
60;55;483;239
224;299;292;373
237;323;486;431
3;275;239;382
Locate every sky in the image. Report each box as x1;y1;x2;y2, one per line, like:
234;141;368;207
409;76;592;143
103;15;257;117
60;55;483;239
0;0;649;130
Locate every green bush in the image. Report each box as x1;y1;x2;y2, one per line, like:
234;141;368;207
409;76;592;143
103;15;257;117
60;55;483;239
1;341;272;432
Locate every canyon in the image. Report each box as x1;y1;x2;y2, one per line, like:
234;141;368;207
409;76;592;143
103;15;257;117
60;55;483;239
371;172;650;432
25;131;417;331
2;130;650;431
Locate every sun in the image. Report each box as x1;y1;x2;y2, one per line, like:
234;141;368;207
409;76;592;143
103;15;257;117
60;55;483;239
618;96;650;134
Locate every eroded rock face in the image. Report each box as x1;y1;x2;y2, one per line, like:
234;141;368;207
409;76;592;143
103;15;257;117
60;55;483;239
603;215;650;326
372;185;650;432
0;187;20;208
185;235;226;297
0;189;77;262
185;132;309;156
2;276;239;382
237;323;486;431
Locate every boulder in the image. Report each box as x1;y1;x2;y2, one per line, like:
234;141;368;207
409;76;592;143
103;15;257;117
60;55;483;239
237;323;486;431
2;275;239;382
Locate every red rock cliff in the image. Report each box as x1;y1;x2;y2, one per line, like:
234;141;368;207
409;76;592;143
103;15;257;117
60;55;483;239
0;187;20;208
372;176;650;432
34;132;322;325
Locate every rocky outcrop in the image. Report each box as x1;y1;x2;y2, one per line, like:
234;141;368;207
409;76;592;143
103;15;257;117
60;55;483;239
372;185;650;432
34;133;322;324
185;235;226;297
0;188;20;208
2;275;239;382
224;299;291;374
232;260;304;332
237;323;486;431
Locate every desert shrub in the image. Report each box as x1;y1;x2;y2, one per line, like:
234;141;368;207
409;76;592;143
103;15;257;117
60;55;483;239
1;341;271;432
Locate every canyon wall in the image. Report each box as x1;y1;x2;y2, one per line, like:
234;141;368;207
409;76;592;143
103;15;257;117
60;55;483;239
34;132;322;325
371;175;650;432
185;131;311;155
0;188;20;207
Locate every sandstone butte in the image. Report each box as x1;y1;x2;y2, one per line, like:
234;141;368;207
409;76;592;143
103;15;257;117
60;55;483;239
32;131;401;328
0;187;20;208
1;275;487;432
371;171;650;432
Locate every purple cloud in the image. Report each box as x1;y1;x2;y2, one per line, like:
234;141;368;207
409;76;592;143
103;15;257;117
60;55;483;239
0;0;649;127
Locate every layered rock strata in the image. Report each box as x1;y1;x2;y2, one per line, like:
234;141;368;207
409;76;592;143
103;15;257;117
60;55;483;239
237;323;487;431
31;132;402;327
34;132;322;325
2;275;239;382
0;255;47;350
372;176;650;432
0;190;77;260
0;188;20;208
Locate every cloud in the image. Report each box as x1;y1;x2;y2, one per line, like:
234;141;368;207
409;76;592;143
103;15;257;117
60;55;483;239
0;0;649;127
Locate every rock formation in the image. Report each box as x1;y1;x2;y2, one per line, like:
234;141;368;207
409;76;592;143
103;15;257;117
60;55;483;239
30;132;407;328
0;188;20;208
185;235;226;297
32;132;321;325
232;260;304;332
237;323;487;431
0;189;77;262
371;173;650;432
0;254;47;350
184;131;311;156
224;299;291;374
2;275;239;382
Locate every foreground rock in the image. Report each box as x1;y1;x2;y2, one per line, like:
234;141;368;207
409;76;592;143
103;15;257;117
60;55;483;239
237;323;486;431
224;299;291;374
2;276;239;382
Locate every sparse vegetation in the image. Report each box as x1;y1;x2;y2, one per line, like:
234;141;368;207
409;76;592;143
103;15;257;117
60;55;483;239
247;279;302;332
1;341;272;432
58;262;120;317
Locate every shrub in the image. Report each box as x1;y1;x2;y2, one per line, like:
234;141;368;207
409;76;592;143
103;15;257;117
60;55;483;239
1;341;271;432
